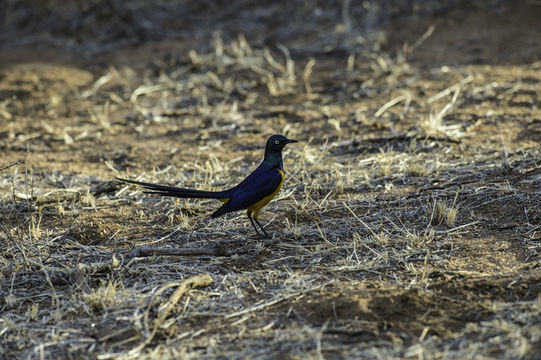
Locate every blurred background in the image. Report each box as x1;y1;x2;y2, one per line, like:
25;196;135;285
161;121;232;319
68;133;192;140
2;0;535;64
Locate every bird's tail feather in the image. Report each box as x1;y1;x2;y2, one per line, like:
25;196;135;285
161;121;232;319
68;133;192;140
116;178;230;199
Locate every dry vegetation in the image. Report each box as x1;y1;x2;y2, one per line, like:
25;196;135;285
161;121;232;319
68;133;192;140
1;1;541;359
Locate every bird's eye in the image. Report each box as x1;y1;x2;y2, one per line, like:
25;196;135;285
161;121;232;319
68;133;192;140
274;140;280;145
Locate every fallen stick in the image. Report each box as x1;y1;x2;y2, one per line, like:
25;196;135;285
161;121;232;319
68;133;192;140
127;245;229;259
154;273;213;327
127;238;281;259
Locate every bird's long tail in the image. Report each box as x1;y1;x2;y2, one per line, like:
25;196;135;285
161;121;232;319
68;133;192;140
116;178;230;199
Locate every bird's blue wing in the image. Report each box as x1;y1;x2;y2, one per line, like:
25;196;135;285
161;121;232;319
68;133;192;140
211;164;283;216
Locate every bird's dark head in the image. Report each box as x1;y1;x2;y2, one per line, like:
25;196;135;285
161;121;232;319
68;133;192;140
265;134;297;153
263;134;298;167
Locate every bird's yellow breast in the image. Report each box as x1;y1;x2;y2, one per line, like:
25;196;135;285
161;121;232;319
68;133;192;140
247;169;284;219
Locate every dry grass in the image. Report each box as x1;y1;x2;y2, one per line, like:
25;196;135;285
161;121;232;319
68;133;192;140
2;2;541;359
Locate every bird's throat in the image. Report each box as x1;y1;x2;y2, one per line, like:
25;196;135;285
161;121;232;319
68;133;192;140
263;151;283;168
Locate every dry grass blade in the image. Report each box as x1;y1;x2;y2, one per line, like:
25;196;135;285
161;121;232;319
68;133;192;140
303;58;316;98
0;160;24;172
374;94;407;117
427;75;473;103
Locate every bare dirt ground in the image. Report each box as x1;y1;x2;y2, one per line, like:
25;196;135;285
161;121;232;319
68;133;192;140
1;1;540;359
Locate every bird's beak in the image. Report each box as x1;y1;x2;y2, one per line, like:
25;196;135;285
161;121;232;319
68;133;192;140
285;138;298;144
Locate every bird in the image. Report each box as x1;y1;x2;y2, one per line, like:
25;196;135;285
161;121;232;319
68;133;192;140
117;134;297;237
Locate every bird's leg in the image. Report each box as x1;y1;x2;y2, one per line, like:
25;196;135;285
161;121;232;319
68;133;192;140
253;217;269;238
247;212;262;236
